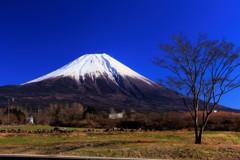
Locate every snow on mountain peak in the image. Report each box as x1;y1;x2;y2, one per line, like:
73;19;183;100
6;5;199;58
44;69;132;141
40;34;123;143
25;53;152;85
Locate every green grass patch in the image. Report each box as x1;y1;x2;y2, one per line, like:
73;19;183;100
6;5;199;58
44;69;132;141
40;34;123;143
0;125;88;131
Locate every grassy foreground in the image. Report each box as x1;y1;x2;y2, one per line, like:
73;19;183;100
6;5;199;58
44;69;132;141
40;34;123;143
0;126;239;160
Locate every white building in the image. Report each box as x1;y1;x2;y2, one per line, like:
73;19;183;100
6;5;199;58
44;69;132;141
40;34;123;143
26;115;34;125
109;112;124;119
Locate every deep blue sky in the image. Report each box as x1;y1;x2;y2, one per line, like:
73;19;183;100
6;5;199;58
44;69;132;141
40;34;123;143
1;0;240;109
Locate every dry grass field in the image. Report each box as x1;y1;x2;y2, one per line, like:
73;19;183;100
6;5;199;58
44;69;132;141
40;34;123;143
0;126;239;160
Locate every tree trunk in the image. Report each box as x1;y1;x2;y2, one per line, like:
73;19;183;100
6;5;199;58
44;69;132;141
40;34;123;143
195;127;203;144
194;125;199;144
194;109;199;144
195;135;202;144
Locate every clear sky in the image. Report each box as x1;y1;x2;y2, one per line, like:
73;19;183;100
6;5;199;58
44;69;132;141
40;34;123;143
1;0;240;109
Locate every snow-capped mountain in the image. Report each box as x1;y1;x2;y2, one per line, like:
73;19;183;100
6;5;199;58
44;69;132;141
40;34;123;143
0;53;186;111
0;53;236;112
25;53;152;86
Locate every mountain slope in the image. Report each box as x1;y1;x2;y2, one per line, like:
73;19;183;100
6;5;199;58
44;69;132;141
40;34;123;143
0;53;234;112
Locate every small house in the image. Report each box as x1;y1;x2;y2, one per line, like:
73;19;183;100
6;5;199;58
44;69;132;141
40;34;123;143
26;115;34;125
109;112;124;119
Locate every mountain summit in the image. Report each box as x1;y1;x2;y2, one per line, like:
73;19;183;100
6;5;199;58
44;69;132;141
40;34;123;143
26;53;152;86
0;53;186;111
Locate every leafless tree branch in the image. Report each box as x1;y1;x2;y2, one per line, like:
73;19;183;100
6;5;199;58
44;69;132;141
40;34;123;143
153;33;240;144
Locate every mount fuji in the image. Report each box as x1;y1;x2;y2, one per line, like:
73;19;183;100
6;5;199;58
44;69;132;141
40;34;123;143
25;53;153;86
0;53;191;111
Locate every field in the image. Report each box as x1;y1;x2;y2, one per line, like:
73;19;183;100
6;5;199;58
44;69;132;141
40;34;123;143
0;126;240;160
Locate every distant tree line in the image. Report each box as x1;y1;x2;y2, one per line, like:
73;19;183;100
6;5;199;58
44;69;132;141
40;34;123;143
0;103;240;131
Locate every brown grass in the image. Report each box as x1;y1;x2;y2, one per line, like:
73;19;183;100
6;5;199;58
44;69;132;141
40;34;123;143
0;129;239;160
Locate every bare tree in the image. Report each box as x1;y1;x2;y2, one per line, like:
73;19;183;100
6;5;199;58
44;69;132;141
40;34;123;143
153;33;240;144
